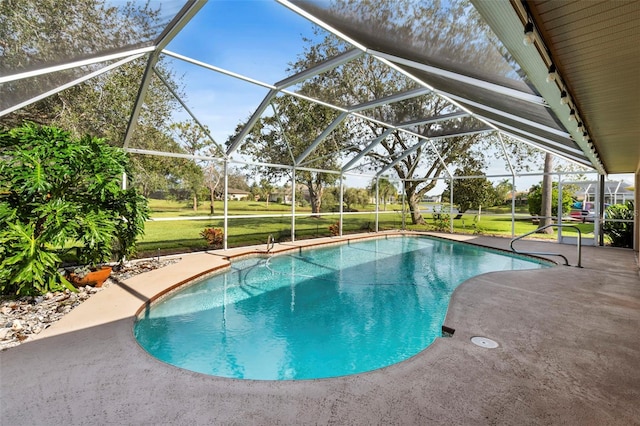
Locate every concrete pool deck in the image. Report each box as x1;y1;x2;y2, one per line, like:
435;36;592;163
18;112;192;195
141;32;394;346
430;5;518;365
1;232;639;425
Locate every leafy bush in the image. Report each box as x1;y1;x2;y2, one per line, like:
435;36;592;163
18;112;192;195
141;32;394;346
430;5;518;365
329;221;340;236
527;182;574;218
0;123;149;295
472;214;484;235
433;214;450;232
200;227;224;247
603;201;634;248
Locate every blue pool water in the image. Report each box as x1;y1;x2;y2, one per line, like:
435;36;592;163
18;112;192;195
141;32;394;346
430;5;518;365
134;236;548;380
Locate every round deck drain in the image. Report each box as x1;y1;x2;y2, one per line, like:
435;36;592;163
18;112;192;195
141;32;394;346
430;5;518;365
471;336;499;349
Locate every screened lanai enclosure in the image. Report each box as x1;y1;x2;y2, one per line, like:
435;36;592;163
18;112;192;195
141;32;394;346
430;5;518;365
1;0;637;252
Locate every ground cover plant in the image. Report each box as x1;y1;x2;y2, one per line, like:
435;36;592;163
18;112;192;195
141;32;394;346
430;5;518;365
603;201;634;247
0;123;149;295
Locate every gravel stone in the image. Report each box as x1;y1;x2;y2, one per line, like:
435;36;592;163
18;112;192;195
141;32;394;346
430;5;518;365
0;258;180;351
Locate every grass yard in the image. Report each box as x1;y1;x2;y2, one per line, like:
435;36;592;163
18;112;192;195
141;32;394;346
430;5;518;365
136;199;596;257
137;211;406;255
148;198;305;218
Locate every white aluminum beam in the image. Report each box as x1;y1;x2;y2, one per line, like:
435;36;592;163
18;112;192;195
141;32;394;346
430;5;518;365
370;49;547;106
341;128;394;172
153;68;227;158
276;0;368;51
123;52;159;148
0;46;155;84
394;111;469;128
482;117;583;155
123;1;205;148
226;89;279;155
348;87;431;113
0;53;145;117
295;112;348;165
495;129;593;168
274;49;364;89
125;148;226;162
376;139;429;177
442;91;570;138
154;1;206;52
163;49;276;90
425;127;492;141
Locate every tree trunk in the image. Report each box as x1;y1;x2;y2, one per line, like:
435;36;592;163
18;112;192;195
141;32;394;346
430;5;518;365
214;188;216;215
407;192;425;225
541;153;553;234
311;194;322;215
306;179;323;216
193;194;198;212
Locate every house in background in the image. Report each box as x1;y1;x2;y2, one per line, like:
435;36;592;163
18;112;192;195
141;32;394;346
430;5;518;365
228;188;250;201
566;180;634;205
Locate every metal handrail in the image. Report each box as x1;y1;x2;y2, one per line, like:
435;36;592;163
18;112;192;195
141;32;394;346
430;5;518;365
510;224;582;267
266;234;276;253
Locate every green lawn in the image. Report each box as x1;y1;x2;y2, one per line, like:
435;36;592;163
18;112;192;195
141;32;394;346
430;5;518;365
138;212;405;255
136;199;596;257
147;198;298;218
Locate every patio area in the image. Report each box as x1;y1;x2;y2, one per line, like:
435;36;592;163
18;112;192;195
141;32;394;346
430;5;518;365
1;232;638;425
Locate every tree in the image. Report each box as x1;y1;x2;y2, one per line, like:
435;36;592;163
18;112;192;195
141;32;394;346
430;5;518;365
181;162;204;212
258;179;275;207
0;0;192;203
283;1;535;225
370;178;397;211
203;160;223;214
227;168;251;191
127;128;190;198
233;96;350;215
249;182;261;201
170;121;221;212
321;186;338;210
495;179;514;204
0;123;149;295
528;182;574;219
443;167;498;214
343;187;369;211
0;0;174;139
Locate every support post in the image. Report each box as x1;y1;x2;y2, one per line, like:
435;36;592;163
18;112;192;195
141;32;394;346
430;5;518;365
598;174;605;246
401;180;406;230
511;175;516;238
635;172;640;258
449;176;454;233
223;160;229;250
497;133;517;238
557;175;563;242
375;177;380;232
291;169;296;242
339;174;344;236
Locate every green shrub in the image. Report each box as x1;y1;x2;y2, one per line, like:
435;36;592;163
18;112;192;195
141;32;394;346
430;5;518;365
200;227;224;247
603;201;634;248
528;183;573;218
0;123;149;295
433;214;450;232
329;221;340;236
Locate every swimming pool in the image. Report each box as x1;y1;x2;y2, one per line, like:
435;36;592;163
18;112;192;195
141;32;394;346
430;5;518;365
134;236;549;380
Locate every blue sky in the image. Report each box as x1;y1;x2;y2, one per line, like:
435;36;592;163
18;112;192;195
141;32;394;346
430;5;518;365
164;1;323;146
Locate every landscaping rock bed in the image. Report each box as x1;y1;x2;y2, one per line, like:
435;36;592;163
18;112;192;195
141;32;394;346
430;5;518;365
0;258;180;351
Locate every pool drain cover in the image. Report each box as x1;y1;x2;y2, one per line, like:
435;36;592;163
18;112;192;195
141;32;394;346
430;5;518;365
471;336;499;349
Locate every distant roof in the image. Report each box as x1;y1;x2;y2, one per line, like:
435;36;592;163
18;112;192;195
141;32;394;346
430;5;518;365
228;188;249;194
565;180;634;195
